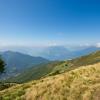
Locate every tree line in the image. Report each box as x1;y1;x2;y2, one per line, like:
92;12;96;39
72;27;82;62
0;56;5;74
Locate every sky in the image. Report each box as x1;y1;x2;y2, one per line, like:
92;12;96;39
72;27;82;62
0;0;100;47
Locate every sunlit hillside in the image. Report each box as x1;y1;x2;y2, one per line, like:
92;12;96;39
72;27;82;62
4;51;100;83
0;62;100;100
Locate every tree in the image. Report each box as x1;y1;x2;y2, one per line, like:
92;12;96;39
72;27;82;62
0;57;5;73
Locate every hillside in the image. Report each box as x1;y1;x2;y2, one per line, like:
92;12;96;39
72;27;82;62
0;62;100;100
1;51;48;69
0;51;48;79
66;50;100;71
5;51;100;83
5;61;64;83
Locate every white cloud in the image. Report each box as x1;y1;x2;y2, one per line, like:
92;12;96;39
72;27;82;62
96;43;100;48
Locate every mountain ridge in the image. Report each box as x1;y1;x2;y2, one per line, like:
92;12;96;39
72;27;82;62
0;51;49;79
5;50;100;83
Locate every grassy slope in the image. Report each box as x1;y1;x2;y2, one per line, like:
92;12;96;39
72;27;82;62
67;50;100;69
0;62;100;100
5;61;65;83
45;50;100;76
5;51;100;83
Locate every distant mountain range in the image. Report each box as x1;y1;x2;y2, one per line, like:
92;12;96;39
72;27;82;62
1;45;100;60
5;50;100;83
39;46;100;60
39;46;71;60
0;51;49;79
0;45;100;80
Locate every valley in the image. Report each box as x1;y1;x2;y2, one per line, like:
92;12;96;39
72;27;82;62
4;51;100;83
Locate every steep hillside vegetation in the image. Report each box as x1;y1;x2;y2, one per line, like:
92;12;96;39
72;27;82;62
0;57;5;73
66;50;100;71
0;62;100;100
5;61;64;83
5;51;100;83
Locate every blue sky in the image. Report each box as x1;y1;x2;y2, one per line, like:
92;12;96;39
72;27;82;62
0;0;100;46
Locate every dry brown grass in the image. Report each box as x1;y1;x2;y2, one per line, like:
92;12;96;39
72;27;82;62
1;62;100;100
24;63;100;100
